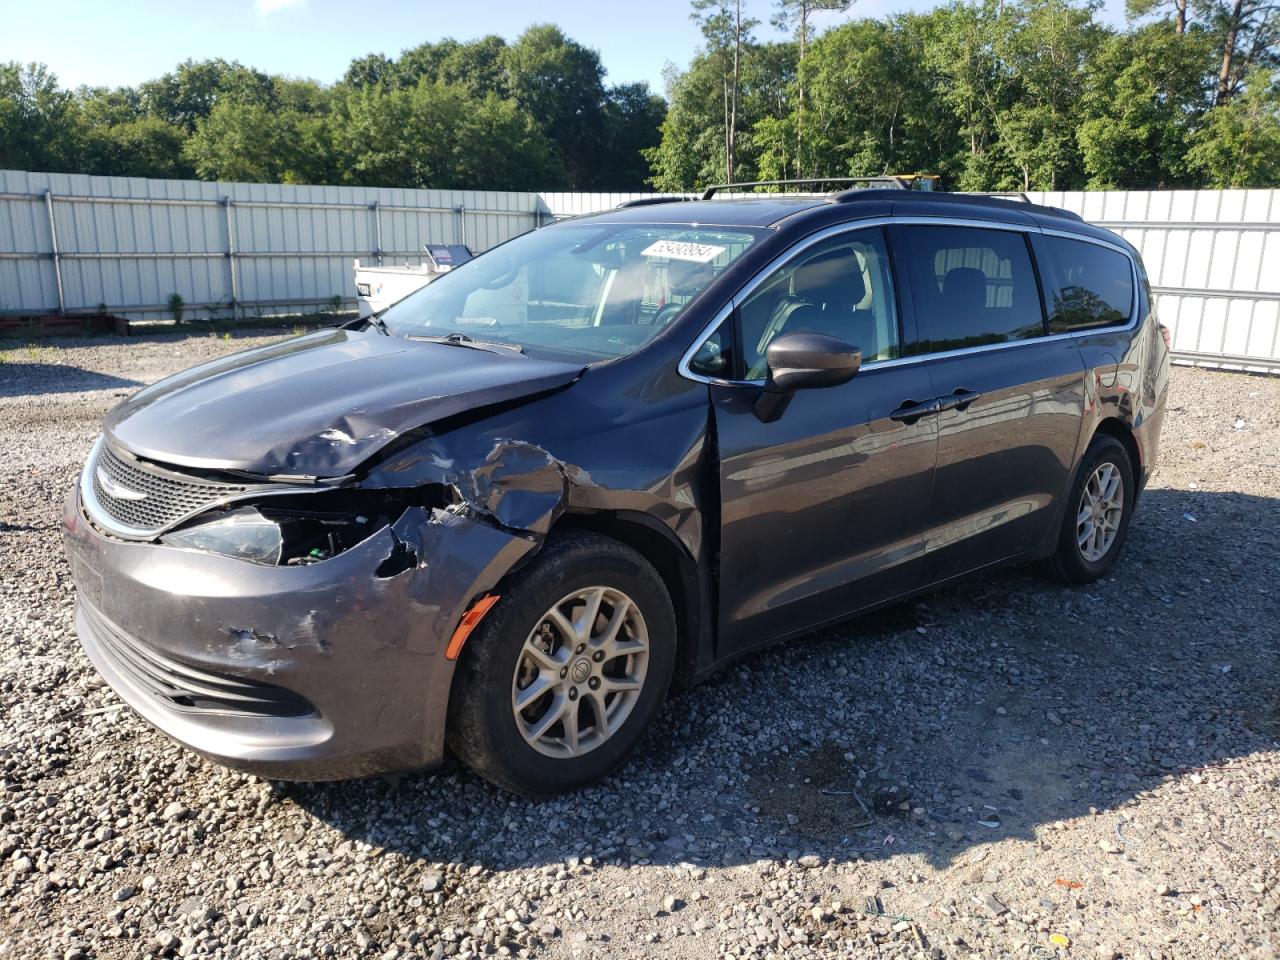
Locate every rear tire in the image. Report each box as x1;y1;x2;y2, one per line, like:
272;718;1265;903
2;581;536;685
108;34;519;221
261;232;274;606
446;531;676;797
1050;434;1135;584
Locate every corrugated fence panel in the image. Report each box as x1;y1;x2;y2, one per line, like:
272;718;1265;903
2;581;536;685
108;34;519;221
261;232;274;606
539;192;652;219
0;170;556;321
0;175;54;313
1;169;1277;369
1029;189;1280;370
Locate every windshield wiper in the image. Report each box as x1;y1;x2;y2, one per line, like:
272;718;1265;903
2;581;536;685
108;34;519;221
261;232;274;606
366;313;391;335
406;331;525;355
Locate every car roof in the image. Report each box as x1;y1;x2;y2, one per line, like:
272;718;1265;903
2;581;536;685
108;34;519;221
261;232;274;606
573;196;829;228
570;189;1113;244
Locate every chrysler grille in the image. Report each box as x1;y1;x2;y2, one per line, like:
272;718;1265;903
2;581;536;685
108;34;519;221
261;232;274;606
87;441;248;536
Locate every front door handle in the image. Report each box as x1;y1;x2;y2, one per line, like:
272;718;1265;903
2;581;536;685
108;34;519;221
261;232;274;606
936;388;983;412
889;398;941;424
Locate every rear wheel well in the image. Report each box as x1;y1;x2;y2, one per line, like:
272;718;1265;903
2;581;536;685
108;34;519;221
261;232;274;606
552;512;701;687
1093;417;1142;496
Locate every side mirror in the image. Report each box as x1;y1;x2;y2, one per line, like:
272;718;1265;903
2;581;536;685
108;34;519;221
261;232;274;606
755;332;862;422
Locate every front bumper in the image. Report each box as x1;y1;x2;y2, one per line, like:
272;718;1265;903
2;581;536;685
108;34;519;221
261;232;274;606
62;486;534;780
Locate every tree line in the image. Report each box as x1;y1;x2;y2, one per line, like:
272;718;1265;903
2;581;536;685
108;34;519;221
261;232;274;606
0;25;665;191
650;0;1280;190
2;1;1278;192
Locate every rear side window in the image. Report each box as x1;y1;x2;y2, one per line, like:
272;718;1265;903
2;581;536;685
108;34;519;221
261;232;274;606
1033;235;1134;332
892;225;1045;353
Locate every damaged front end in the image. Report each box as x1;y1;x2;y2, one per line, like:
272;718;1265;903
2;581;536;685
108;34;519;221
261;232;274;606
63;430;554;780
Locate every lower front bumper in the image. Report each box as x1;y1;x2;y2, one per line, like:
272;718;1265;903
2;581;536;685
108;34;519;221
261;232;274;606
63;487;535;780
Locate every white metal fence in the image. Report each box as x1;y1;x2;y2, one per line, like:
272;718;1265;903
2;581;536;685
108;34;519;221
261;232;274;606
1026;190;1280;372
0;170;548;322
2;171;1278;370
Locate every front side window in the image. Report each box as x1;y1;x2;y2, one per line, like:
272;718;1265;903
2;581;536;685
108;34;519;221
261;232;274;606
736;227;901;380
687;323;736;379
1033;235;1134;332
893;225;1045;354
379;223;762;362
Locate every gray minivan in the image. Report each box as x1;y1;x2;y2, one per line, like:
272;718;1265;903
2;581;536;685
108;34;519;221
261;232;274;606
63;185;1170;796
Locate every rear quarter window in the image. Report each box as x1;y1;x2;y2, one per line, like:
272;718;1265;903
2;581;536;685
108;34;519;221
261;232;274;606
1033;235;1135;333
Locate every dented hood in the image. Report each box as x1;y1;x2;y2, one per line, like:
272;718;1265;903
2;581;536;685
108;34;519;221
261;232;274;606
104;329;583;477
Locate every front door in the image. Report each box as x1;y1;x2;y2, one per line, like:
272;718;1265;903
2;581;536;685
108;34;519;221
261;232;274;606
704;227;939;656
888;223;1087;582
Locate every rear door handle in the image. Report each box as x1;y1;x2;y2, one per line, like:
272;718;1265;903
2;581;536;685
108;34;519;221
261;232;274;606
889;398;941;424
936;388;983;412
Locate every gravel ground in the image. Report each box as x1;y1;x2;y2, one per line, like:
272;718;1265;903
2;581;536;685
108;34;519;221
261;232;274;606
1;331;1278;960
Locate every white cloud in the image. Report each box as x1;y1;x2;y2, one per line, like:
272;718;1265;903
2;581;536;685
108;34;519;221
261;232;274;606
254;0;305;14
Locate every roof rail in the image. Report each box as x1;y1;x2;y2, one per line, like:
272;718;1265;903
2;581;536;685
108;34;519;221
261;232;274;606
616;195;696;208
700;177;909;200
964;191;1033;204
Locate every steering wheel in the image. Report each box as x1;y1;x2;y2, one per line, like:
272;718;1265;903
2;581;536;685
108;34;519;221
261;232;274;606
652;303;686;329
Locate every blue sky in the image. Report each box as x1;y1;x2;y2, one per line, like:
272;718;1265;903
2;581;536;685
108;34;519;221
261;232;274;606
2;0;1129;96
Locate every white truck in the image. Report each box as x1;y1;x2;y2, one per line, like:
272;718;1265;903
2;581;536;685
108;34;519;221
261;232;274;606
353;244;474;318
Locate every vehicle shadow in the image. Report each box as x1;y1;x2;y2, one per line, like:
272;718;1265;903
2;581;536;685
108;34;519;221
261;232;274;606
288;486;1279;873
0;363;141;398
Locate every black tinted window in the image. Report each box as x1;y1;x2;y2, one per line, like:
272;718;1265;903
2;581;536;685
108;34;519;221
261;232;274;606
1034;235;1134;332
894;225;1045;353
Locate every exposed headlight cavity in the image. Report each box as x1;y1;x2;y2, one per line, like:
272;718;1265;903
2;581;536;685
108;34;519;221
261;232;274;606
160;486;445;566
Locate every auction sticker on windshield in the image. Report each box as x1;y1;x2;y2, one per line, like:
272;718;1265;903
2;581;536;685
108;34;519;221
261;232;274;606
641;240;726;263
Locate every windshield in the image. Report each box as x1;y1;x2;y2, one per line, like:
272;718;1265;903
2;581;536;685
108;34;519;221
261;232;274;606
378;222;764;362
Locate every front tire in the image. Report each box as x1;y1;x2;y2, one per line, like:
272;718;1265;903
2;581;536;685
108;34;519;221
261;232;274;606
1050;434;1135;584
446;531;676;797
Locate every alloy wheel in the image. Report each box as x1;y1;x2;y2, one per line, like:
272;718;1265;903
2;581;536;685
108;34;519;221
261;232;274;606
511;586;649;758
1076;461;1124;562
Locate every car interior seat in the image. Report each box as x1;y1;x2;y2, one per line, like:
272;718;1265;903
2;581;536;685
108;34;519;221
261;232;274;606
748;247;874;377
935;266;989;347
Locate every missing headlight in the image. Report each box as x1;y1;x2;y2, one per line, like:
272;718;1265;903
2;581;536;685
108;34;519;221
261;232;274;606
160;487;446;566
162;508;286;565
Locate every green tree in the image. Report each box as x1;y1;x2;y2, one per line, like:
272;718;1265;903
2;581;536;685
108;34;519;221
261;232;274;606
1187;65;1280;183
601;82;668;188
1195;0;1280;103
646;38;794;190
85;117;193;178
438;36;510;98
330;80;563;189
341;53;395;89
690;0;759;182
1128;0;1191;33
757;17;962;182
0;62;83;171
504;24;608;188
139;59;275;132
184;100;311;182
397;39;464;88
646;57;729;189
993;0;1105;190
1077;23;1215;187
917;1;1010;189
771;0;853;177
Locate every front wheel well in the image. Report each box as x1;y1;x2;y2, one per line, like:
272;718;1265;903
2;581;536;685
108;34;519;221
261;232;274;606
551;512;703;687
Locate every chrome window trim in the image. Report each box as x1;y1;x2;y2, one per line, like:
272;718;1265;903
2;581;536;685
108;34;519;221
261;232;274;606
677;300;741;385
677;215;1142;386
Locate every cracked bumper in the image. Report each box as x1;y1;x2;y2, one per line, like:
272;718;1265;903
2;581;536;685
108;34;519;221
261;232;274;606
62;486;535;780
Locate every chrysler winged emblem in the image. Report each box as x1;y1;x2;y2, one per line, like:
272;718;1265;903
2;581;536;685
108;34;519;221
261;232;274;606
96;466;148;501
